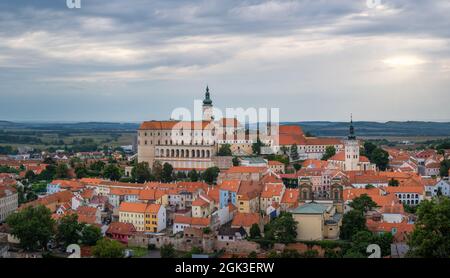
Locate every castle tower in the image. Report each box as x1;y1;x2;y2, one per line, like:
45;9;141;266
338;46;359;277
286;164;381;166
202;86;213;121
344;114;359;171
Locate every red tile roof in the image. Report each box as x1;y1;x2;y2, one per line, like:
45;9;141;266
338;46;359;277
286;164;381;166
139;120;214;130
231;212;261;228
106;222;136;236
119;202;148;213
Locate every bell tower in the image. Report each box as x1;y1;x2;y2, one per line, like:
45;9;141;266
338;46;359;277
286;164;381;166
344;114;359;171
202;86;213;121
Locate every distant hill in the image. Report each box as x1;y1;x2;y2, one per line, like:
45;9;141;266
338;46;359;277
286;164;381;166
282;121;450;137
0;121;140;132
1;121;450;137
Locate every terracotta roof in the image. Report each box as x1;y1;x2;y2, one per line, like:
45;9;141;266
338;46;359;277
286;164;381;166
268;160;284;166
385;186;424;194
328;152;370;163
366;219;414;242
219;180;241;192
231;212;260;228
106;222;136;236
119;202;148;213
279;134;306;145
145;203;161;214
76;206;98;225
110;188;140;196
139;120;214;130
279;125;304;136
304;138;342;146
206;187;220;203
237;180;263;200
20;190;73;210
302;159;328;169
173;215;210;226
79;178;103;184
139;188;166;201
80;189;94;199
261;173;283;183
192;196;209;207
281;188;299;205
261;183;284;198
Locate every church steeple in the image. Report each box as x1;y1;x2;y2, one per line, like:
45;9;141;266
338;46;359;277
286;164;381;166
348;114;356;140
203;85;212;106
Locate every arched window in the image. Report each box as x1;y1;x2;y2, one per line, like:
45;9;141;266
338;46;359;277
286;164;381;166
171;149;175;157
192;150;195;157
201;150;205;158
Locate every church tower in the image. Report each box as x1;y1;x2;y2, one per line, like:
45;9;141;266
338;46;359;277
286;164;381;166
344;114;359;171
202;86;213;121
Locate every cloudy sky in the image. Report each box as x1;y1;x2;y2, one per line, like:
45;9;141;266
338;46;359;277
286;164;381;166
0;0;449;122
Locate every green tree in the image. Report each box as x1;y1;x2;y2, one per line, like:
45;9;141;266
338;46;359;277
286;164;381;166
340;210;367;240
439;159;450;177
90;160;106;172
132;162;152;183
6;205;55;251
24;170;36;182
81;225;102;246
152;161;163;181
75;165;88;179
322;146;336;161
290;144;299;161
232;156;240;166
371;148;389;171
293;163;301;171
92;238;125;258
176;171;187;180
162;163;174;183
38;164;57;181
252;138;264;155
160;243;177;258
362;142;377;158
249;223;261;239
407;197;450;258
56;214;83;247
349;194;378;213
55;163;69;179
103;164;121;181
202;167;220;184
374;232;393;257
388;178;400;187
248;251;258;258
217;144;232;156
264;212;298;243
188;169;199;182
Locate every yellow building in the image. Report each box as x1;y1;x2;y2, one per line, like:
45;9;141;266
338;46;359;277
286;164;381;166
119;202;166;233
144;204;166;233
118;202;147;232
291;201;342;241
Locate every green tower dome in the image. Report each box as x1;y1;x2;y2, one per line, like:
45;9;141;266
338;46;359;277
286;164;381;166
203;86;212;105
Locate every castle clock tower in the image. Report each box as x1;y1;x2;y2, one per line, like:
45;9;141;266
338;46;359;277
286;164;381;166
202;86;214;121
